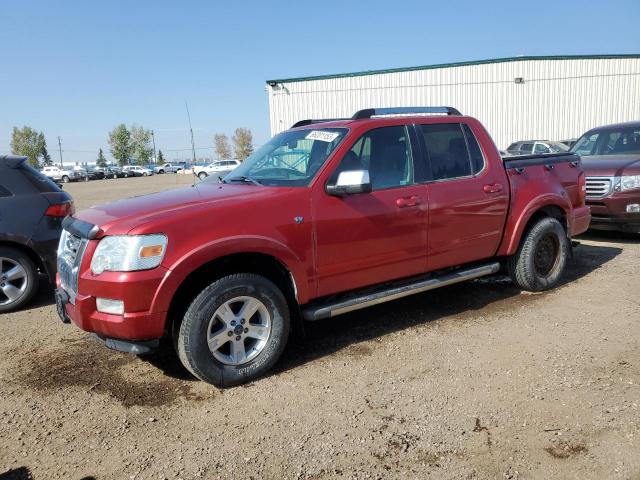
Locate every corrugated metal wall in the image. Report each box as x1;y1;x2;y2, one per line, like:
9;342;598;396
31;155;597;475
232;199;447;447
267;58;640;149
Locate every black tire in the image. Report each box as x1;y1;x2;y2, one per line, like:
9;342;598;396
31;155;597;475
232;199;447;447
177;273;290;387
158;170;164;174
507;217;569;292
198;172;207;180
62;175;70;183
0;247;39;313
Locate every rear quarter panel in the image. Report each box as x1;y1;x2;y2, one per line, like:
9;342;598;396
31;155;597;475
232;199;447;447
498;163;576;256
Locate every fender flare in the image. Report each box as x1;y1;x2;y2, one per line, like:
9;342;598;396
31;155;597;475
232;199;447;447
498;193;572;256
150;235;309;313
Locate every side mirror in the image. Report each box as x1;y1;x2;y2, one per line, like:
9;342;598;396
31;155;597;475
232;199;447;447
326;170;372;196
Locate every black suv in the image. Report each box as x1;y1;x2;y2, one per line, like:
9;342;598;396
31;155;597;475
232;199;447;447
0;155;74;312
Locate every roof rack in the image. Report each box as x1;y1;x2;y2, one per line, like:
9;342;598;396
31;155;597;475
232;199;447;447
352;106;462;119
291;118;350;128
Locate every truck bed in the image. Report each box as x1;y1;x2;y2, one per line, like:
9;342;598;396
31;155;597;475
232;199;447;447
503;152;580;169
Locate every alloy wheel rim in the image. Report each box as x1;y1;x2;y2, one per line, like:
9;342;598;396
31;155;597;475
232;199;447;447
206;296;272;365
0;257;28;306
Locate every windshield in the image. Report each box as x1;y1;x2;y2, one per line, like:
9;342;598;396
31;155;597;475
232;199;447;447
224;128;348;187
571;126;640;156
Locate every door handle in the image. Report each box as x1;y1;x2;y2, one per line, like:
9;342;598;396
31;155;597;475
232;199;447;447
396;196;421;208
483;183;503;194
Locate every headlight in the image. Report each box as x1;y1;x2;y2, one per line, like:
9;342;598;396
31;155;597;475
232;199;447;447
620;175;640;192
91;234;167;275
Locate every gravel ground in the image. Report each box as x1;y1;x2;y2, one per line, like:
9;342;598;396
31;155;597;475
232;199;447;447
1;175;639;480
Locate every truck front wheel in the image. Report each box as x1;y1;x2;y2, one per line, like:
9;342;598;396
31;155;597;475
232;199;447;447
507;216;569;292
177;273;290;387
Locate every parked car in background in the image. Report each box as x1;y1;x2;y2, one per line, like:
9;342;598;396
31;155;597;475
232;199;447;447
192;159;241;179
0;155;74;312
506;140;570;156
122;165;153;177
571;121;640;233
41;165;83;183
154;163;187;174
55;106;590;387
85;167;105;181
95;166;124;179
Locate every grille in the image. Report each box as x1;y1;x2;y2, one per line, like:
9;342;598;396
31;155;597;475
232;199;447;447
57;229;88;303
585;177;614;199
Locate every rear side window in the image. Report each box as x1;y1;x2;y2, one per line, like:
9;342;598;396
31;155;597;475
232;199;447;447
421;123;472;180
520;143;534;154
19;164;62;193
462;124;485;174
507;143;520;151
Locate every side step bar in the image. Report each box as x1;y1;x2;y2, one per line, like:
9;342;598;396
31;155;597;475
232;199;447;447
302;262;501;321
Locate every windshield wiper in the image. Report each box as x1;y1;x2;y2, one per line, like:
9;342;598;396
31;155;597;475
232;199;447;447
223;175;263;186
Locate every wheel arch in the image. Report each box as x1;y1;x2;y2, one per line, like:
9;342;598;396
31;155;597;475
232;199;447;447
499;198;569;256
0;239;46;277
163;251;301;340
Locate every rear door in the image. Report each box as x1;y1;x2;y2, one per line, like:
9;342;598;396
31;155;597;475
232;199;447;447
417;121;509;271
313;125;428;296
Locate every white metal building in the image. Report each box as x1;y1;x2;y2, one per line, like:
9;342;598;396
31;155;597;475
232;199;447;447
266;55;640;149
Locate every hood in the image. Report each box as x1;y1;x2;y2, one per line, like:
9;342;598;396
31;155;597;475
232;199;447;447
581;155;640;176
74;182;280;235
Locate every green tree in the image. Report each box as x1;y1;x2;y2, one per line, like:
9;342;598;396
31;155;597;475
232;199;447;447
108;124;132;167
11;126;46;167
130;125;153;165
232;127;253;161
41;143;52;166
214;133;231;160
96;148;107;167
157;150;165;164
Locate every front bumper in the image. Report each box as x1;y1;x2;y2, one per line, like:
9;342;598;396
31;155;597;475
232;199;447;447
56;266;170;341
587;192;640;233
588;216;640;233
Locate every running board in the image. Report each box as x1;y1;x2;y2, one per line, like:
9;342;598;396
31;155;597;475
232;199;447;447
302;262;501;321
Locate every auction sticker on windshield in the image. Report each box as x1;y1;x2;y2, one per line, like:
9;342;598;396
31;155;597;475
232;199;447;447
306;130;340;142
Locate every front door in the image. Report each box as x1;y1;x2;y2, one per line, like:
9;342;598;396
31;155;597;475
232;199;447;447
313;125;428;297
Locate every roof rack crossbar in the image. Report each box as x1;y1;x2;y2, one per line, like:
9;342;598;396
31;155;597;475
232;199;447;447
352;106;462;120
291;118;350;128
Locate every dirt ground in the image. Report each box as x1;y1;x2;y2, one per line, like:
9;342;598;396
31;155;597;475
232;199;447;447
1;174;639;480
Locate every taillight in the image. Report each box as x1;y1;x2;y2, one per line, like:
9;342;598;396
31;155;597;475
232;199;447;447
45;201;75;217
578;173;586;205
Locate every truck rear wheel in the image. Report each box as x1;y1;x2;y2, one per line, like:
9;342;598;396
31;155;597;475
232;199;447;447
177;273;290;387
507;217;568;292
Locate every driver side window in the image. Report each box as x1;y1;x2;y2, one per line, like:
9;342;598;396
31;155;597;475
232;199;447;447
330;126;414;191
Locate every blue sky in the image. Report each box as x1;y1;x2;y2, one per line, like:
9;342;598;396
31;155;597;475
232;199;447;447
1;0;639;164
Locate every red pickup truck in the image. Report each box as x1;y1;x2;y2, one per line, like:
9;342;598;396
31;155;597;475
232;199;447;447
55;107;591;387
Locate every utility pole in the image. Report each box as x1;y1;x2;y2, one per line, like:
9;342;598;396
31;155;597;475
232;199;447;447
185;100;196;166
151;130;157;164
57;136;63;167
